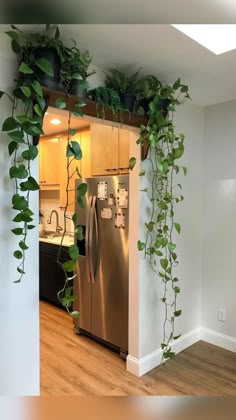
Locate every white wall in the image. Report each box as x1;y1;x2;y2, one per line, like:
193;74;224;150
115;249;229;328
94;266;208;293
0;28;39;395
202;100;236;339
127;102;204;375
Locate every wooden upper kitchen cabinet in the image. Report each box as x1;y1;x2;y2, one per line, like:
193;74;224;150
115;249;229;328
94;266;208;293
59;129;91;209
39;136;60;188
90;123;119;176
118;128;130;174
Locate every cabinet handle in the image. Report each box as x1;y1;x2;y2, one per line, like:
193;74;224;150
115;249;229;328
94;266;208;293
40;181;46;183
104;168;118;172
118;167;129;170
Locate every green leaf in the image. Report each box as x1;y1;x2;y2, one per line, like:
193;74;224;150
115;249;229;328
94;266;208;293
69;245;79;260
2;117;18;131
11;228;23;235
173;334;181;340
55;98;66;109
71;72;83;80
19;241;28;250
139;170;146;176
75;100;86;108
173;144;184;160
63;259;76;272
69;128;76;136
22;145;38;161
174;223;181;234
168;242;176;252
27;225;35;230
13;250;23;259
11;39;21;54
160;258;168;270
182;166;187;176
12;194;28;210
0;91;5;98
163;351;175;359
129;157;136;171
145;221;154;232
8;141;18;156
9;165;28;179
20;176;39;191
174;286;181;294
174;310;182;317
137;240;145;251
12;213;23;223
173;78;181;90
31;80;43;97
173;277;179;282
5;30;19;42
71;311;80;318
72;109;83;117
70;141;82;160
72;213;77;227
18;62;34;74
77;183;87;197
161;343;167;349
75;226;83;241
33;104;42;117
8;130;24;143
161;298;166;303
36;96;46;111
35;58;54;77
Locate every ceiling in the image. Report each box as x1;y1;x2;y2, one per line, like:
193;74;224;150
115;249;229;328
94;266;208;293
58;24;236;106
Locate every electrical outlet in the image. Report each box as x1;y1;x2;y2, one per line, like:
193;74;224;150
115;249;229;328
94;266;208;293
218;308;226;322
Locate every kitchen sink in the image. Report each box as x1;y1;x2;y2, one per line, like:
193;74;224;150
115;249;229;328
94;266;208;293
39;230;63;239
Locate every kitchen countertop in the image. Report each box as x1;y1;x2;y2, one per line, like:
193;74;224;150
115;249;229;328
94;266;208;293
39;234;74;247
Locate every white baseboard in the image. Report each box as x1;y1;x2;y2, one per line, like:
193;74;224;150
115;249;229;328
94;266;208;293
127;326;236;377
126;327;201;377
200;327;236;353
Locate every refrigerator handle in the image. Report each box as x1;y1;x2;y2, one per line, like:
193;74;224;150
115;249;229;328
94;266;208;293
85;196;93;283
89;195;98;285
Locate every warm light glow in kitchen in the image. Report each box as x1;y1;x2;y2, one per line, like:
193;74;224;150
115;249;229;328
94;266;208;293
49;118;61;125
172;24;236;55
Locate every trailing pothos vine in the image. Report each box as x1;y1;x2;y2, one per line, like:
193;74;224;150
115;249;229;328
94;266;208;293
130;78;190;361
0;25;87;317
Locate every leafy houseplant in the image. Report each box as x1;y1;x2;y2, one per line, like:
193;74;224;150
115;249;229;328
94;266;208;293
61;47;96;98
104;68;142;112
129;77;190;361
88;86;123;121
0;24;88;316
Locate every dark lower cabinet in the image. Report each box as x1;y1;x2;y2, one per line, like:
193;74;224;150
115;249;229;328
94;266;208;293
39;242;72;309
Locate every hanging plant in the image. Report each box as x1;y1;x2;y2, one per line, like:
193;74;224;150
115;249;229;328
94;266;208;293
0;25;88;317
130;77;190;362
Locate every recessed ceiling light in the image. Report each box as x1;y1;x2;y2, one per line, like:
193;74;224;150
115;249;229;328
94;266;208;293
49;118;61;125
172;24;236;55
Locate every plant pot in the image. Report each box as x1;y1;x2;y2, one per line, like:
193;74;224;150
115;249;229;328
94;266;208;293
120;93;136;112
33;47;61;89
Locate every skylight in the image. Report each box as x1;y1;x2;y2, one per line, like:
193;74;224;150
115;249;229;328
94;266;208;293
172;24;236;55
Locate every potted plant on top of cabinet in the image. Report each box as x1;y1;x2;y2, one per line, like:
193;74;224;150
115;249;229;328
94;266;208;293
104;67;142;112
61;47;96;98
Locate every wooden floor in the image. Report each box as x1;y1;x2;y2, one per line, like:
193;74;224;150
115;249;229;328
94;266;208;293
40;300;236;396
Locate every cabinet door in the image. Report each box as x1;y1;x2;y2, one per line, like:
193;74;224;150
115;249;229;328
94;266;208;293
80;129;91;178
39;137;60;187
90;123;119;176
118;128;130;174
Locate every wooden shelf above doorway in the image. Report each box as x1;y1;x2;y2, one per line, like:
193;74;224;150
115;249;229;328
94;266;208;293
38;86;149;161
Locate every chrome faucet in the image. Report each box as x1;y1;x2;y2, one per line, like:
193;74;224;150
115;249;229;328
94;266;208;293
47;210;63;235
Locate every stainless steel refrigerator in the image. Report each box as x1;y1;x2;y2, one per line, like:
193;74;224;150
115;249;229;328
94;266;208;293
73;175;129;356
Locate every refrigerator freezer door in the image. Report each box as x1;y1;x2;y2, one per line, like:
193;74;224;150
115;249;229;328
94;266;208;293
91;175;129;351
73;178;93;333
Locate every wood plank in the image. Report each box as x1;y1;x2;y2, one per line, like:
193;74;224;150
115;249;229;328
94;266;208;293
40;301;236;396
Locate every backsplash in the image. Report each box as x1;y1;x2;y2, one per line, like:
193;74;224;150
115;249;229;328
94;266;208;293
39;190;74;234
